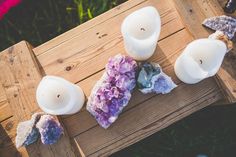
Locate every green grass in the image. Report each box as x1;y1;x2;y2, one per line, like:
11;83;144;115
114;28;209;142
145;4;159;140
0;0;125;51
0;1;236;157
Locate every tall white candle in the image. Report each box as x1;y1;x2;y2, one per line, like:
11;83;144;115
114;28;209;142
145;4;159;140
121;6;161;61
174;39;227;84
36;76;85;115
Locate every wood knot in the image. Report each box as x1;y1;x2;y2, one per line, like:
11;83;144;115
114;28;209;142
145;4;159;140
5;121;14;131
9;57;14;64
8;46;14;54
65;66;72;71
57;59;63;63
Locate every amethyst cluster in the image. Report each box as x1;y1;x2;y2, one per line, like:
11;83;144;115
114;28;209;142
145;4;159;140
87;54;137;128
137;62;177;94
202;15;236;39
36;115;63;145
16;113;63;148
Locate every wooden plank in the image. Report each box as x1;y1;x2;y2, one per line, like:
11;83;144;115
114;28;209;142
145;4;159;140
97;91;223;157
0;102;12;122
34;0;184;84
174;0;236;103
0;41;77;157
0;117;29;157
0;84;7;103
74;78;222;157
33;0;146;56
62;28;193;137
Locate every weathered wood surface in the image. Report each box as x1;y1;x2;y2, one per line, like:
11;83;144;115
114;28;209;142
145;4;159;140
0;41;77;157
31;0;227;156
0;0;234;156
174;0;236;103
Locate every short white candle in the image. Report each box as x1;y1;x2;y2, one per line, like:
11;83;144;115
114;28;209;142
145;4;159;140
174;39;227;84
121;6;161;61
36;76;85;115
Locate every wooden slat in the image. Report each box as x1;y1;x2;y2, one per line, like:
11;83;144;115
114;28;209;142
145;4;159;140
0;84;7;103
33;0;146;56
74;78;222;157
62;28;193;137
0;102;12;122
0;41;77;157
34;0;184;84
174;0;236;103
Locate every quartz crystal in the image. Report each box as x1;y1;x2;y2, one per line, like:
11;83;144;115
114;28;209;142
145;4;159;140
15;112;43;148
202;15;236;39
36;115;63;145
137;62;177;94
87;54;137;128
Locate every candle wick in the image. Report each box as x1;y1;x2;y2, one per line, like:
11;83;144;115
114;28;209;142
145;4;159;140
57;94;60;98
199;59;203;64
140;28;145;31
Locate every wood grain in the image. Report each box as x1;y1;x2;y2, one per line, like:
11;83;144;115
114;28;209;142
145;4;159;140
75;78;222;157
34;0;184;84
0;102;12;122
62;28;193;137
174;0;236;103
33;0;146;56
0;41;77;157
0;0;232;156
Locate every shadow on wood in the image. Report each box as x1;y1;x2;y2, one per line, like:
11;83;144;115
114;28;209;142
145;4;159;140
0;121;21;157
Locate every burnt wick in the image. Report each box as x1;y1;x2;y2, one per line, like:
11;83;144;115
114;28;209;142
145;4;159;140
140;28;145;31
199;59;203;64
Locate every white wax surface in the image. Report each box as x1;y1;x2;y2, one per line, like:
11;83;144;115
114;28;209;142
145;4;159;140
174;39;227;84
121;6;161;61
38;80;71;110
36;76;85;115
127;15;155;39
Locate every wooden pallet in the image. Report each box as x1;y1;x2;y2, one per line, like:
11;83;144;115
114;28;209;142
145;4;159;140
0;0;235;156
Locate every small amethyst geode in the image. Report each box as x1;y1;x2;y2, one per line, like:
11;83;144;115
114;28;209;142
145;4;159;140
36;115;63;145
87;54;137;128
137;62;177;94
16;113;63;148
202;15;236;39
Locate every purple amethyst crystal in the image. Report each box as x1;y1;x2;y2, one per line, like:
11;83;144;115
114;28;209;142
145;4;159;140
202;15;236;39
36;115;63;145
137;62;177;94
87;54;137;128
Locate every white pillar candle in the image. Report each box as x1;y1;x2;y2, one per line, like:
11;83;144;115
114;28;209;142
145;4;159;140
174;39;227;84
121;6;161;61
36;76;85;115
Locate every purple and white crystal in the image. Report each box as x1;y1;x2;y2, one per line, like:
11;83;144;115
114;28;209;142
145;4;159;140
36;115;63;145
15;112;44;148
137;62;177;94
87;54;137;128
202;15;236;39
